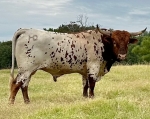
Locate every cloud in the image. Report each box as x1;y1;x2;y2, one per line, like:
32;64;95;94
0;0;150;41
0;0;74;41
1;0;73;16
129;8;150;15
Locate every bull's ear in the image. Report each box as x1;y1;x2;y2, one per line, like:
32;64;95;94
129;38;138;44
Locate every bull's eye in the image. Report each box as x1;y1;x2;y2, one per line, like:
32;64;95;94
113;41;116;47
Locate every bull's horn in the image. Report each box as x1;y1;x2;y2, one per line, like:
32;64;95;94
130;27;147;36
96;24;111;36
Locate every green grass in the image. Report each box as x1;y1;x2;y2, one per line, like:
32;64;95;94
0;65;150;119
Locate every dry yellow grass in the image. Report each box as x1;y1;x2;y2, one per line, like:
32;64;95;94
0;65;150;119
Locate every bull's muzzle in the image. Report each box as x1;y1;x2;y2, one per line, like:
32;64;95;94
118;54;126;60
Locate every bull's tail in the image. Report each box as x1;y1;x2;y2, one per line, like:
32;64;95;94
10;28;29;83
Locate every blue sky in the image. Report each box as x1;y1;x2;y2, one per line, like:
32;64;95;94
0;0;150;41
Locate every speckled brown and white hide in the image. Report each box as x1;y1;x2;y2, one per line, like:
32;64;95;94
16;29;105;83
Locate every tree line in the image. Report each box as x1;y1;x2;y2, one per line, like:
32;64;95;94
0;22;150;69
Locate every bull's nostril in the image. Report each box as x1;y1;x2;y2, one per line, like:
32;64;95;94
118;54;122;58
118;54;126;60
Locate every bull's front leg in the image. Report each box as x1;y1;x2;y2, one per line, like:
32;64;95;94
88;74;96;98
86;62;100;98
82;75;88;97
82;75;96;98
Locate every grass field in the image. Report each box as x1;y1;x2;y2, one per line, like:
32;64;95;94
0;65;150;119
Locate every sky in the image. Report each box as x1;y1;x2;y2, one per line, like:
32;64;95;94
0;0;150;42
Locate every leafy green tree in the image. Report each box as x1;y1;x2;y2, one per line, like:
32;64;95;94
44;22;95;33
132;36;150;62
43;28;54;32
123;44;138;64
0;41;12;69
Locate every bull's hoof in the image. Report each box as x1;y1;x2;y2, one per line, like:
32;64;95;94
83;95;88;98
8;99;15;105
54;79;57;82
8;102;14;105
89;95;94;99
83;94;88;98
24;99;30;104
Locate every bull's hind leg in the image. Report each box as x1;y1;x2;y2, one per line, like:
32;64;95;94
21;71;36;104
9;74;23;104
20;75;31;104
9;72;32;104
21;86;30;104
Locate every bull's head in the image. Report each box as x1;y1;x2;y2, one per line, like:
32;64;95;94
97;25;147;61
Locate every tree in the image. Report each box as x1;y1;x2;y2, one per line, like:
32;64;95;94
124;44;139;64
43;14;95;33
43;28;54;32
0;41;12;69
132;36;150;62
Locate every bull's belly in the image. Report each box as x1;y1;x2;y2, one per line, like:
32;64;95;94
40;61;87;76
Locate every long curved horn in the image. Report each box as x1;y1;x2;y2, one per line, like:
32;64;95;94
130;27;147;36
96;24;111;36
